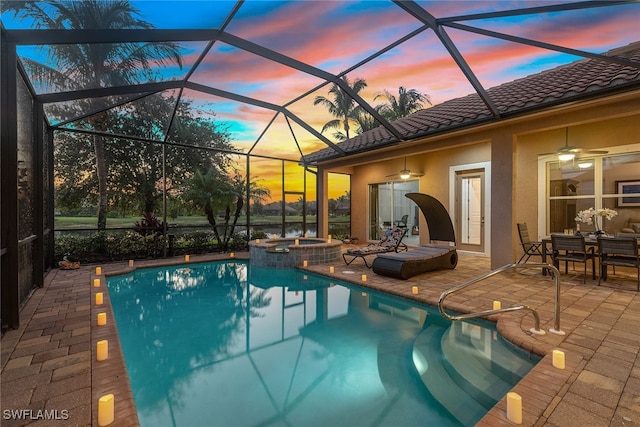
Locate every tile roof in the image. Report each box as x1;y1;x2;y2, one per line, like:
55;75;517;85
305;42;640;164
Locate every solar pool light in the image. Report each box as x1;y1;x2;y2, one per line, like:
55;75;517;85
506;392;522;424
97;313;107;326
98;394;114;426
329;266;334;273
129;259;134;267
552;349;565;369
95;266;102;275
412;286;419;294
185;255;190;262
361;274;367;281
303;260;308;267
96;340;108;361
493;300;501;310
93;278;100;288
95;293;103;305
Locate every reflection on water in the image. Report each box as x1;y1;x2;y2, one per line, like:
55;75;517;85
108;262;538;427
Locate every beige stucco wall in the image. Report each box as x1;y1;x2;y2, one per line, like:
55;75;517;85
348;143;491;245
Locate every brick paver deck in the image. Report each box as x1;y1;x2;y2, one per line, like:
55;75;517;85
2;250;640;426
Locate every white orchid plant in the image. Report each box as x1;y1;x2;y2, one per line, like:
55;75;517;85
575;207;618;231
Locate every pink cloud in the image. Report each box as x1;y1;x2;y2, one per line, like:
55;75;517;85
175;1;640;175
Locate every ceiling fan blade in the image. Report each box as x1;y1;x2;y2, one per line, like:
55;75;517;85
581;149;608;154
385;172;424;178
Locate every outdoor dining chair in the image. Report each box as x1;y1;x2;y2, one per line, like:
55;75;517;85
551;234;596;283
516;223;545;264
598;236;640;291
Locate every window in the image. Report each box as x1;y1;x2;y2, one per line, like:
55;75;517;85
541;146;640;236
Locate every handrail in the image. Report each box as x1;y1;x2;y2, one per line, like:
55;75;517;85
438;263;565;335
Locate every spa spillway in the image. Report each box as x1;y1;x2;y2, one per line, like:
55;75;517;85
249;237;343;268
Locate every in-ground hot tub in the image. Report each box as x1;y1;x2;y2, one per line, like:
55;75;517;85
249;237;343;268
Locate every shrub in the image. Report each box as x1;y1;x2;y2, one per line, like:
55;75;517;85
250;230;269;240
54;228;250;264
134;212;165;236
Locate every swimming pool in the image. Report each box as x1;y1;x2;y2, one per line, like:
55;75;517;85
107;261;539;427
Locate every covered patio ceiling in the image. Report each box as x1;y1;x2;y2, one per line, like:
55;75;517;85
2;0;639;164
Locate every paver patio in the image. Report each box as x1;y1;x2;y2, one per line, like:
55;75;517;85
2;250;640;426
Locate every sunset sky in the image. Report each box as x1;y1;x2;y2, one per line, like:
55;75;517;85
3;1;639;201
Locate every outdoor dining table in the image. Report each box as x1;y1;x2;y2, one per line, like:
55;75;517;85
540;235;640;280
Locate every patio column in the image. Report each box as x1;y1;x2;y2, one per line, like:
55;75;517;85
317;167;329;237
490;132;515;269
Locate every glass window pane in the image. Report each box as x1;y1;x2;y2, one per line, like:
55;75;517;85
603;153;640;194
604;153;640;235
548;161;594;196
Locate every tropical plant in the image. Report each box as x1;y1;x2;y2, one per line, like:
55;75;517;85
314;75;367;141
183;168;270;251
133;211;165;237
7;0;183;230
374;86;431;121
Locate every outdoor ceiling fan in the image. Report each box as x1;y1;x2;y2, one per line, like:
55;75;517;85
546;128;608;161
386;157;424;180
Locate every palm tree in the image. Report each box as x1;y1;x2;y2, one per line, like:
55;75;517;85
351;106;379;135
184;168;270;251
374;86;431;121
8;0;183;230
314;75;367;141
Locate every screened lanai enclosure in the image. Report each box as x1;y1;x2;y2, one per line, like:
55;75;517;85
2;0;639;330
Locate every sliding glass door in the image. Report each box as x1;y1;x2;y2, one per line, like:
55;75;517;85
368;180;419;240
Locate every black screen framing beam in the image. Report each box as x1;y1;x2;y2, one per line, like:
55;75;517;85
1;33;20;330
393;0;501;118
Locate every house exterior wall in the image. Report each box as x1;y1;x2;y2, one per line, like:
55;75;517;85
347;143;491;247
317;90;640;269
515;113;640;242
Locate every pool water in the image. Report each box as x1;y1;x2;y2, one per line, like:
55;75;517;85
107;261;539;427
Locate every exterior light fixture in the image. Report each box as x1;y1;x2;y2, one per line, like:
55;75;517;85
558;152;575;161
557;128;577;161
399;157;411;180
578;161;592;168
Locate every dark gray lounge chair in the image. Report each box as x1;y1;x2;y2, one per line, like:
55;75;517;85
372;193;458;279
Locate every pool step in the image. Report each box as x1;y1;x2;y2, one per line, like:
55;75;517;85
412;325;488;426
461;325;535;380
440;325;516;406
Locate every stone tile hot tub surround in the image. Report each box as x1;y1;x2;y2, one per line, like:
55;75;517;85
249;238;343;268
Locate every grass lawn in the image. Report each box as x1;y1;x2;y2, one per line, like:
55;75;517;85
54;215;350;230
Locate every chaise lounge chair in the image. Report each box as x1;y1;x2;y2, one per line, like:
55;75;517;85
342;227;408;268
372;193;458;280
